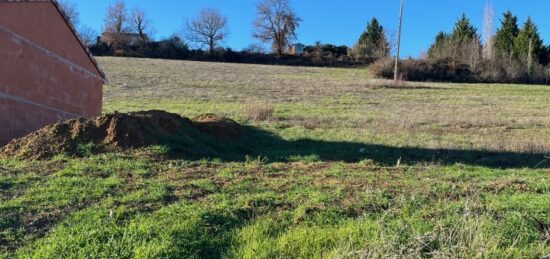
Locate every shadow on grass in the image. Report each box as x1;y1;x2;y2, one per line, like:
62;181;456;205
164;125;549;169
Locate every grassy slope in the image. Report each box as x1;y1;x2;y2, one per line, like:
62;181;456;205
1;57;549;258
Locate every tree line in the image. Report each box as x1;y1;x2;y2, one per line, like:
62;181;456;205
59;0;391;67
372;10;550;84
61;0;548;84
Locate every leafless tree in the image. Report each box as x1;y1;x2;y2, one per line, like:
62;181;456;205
78;25;98;47
102;1;129;49
482;0;495;60
57;0;79;27
253;0;301;58
129;7;153;46
464;36;483;70
103;1;128;34
185;8;229;54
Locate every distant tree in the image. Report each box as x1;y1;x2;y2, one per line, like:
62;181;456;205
451;14;478;42
57;0;79;27
185;8;229;54
482;1;495;59
253;0;301;58
103;1;128;34
351;18;389;61
494;11;519;60
78;25;98;47
427;14;481;69
514;17;545;65
359;18;384;47
427;32;450;59
243;43;267;54
102;1;129;50
151;35;190;59
129;7;153;46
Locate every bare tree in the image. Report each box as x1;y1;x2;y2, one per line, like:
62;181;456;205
78;25;98;47
57;0;79;27
253;0;301;58
102;1;129;49
482;0;495;60
103;1;128;34
129;8;153;46
185;8;229;54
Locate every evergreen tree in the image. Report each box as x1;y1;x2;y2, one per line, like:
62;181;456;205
514;17;545;64
451;14;478;42
353;18;389;60
426;14;481;69
427;32;449;58
494;11;519;59
359;18;385;47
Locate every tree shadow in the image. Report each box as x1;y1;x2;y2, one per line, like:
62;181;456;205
166;125;549;169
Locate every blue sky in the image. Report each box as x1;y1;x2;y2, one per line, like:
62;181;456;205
75;0;550;57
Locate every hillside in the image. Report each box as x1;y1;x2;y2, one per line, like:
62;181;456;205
0;57;549;258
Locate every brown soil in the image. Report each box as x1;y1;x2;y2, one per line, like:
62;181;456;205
192;114;242;141
0;110;243;160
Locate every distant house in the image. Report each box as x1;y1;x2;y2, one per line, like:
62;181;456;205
0;0;106;145
288;43;306;55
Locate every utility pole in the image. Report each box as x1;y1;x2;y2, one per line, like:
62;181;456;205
394;0;404;84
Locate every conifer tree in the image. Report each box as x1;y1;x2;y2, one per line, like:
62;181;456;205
451;14;478;42
359;18;385;47
514;17;545;64
494;11;519;59
352;18;389;60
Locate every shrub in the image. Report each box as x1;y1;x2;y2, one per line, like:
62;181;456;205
370;58;477;83
369;58;394;79
244;103;274;122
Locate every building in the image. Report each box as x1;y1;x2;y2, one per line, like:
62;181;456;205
288;43;306;55
0;0;106;145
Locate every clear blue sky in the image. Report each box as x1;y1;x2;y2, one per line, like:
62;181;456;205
75;0;550;57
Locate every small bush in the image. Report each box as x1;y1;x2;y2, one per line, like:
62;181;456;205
244;103;274;122
369;58;394;79
302;117;321;130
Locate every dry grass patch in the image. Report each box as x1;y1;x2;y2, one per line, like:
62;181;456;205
244;102;275;122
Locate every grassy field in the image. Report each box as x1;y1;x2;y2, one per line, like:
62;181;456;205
1;57;549;258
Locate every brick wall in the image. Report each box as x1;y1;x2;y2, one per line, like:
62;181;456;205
0;2;103;146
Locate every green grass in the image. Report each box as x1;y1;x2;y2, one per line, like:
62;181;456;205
1;57;549;258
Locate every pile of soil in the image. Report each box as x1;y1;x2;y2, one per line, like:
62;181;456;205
192;114;242;141
0;110;243;160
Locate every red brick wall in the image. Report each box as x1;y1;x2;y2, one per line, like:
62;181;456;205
0;2;103;146
0;2;101;74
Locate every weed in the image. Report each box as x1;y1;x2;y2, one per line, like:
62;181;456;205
245;155;268;170
244;103;274;122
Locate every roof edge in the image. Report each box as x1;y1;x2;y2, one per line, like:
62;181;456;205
51;0;108;83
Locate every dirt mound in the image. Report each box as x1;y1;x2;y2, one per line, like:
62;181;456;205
0;111;243;160
192;114;242;141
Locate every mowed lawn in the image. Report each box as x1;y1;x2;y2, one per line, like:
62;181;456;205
1;57;549;258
